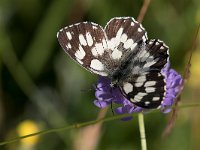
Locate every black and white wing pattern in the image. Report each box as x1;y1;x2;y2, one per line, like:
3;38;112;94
121;72;166;108
57;17;148;77
105;17;147;49
57;22;109;76
120;39;169;108
104;17;147;69
57;17;169;109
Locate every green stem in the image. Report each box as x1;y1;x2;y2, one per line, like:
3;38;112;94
0;112;134;146
138;113;147;150
0;102;200;146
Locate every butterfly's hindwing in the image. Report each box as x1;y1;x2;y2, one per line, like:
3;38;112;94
120;72;166;108
119;39;169;108
143;39;169;70
129;39;169;76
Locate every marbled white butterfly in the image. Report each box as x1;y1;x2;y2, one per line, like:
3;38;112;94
57;17;169;108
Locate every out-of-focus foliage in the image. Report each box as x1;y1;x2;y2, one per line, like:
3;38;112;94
0;0;200;150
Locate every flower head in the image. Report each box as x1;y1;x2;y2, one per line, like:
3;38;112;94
94;76;143;120
161;63;183;113
94;63;183;120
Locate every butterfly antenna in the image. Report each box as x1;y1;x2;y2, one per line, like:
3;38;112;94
110;101;115;116
80;84;96;93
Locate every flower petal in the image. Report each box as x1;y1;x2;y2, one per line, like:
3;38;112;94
93;100;111;108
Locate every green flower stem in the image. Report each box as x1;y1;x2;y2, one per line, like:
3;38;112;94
138;113;147;150
0;102;200;146
0;112;134;146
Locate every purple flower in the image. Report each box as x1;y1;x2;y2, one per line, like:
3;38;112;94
94;77;143;120
161;63;183;113
94;63;183;120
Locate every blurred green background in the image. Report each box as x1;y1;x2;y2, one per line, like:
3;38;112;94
0;0;200;150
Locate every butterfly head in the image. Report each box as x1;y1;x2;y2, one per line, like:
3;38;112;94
110;80;118;88
109;70;122;88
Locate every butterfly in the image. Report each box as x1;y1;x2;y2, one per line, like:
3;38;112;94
57;17;169;109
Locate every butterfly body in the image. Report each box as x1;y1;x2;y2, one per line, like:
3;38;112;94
57;17;169;109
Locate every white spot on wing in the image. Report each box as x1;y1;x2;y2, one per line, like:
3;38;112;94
136;76;146;83
115;28;123;46
91;47;98;57
112;49;122;59
143;61;157;68
148;41;153;45
79;34;87;46
142;36;146;42
142;56;154;63
98;72;108;76
120;34;128;43
86;32;93;46
132;66;141;74
107;38;116;50
152;97;160;101
130;43;137;51
67;43;71;49
124;39;134;49
131;22;135;26
139;50;148;58
130;98;136;102
102;39;107;49
143;52;150;59
145;87;155;93
91;42;106;57
116;28;123;39
66;32;72;40
133;95;142;102
145;101;150;105
160;46;165;49
137;92;147;97
90;59;104;71
140;52;150;62
95;43;104;55
92;26;98;29
138;28;142;32
75;45;86;60
155;42;159;45
135;82;143;87
144;81;156;87
123;82;133;94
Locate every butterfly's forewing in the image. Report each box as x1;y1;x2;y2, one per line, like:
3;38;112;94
57;22;109;76
104;17;147;59
120;40;169;108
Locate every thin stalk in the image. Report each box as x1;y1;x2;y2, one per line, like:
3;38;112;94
0;102;199;146
138;113;147;150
